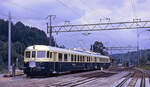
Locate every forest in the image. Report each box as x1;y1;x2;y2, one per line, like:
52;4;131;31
0;19;57;71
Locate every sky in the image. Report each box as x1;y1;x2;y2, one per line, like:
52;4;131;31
0;0;150;54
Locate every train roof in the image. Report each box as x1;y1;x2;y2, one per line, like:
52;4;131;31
26;45;109;59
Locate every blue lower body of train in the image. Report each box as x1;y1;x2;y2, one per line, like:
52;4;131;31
23;62;111;76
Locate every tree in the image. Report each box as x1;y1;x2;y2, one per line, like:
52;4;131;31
90;41;108;55
147;54;150;61
140;57;146;65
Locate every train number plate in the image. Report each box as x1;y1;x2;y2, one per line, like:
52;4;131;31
29;61;36;68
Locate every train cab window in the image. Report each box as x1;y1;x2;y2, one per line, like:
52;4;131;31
25;51;30;58
64;54;67;61
37;51;46;58
32;51;36;58
58;53;62;61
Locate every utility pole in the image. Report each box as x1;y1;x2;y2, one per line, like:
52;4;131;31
46;15;56;73
137;32;140;65
135;19;141;66
8;12;11;73
46;15;56;46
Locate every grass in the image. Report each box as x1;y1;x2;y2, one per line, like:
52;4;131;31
139;65;150;70
0;65;8;74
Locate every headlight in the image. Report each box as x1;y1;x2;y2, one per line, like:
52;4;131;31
29;61;36;68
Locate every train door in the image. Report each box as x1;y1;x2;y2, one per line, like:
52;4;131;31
53;52;57;61
53;52;57;73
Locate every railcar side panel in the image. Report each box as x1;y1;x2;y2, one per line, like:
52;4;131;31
23;45;111;76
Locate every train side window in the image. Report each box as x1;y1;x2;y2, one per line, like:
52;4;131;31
87;57;88;62
47;51;50;58
81;56;83;62
89;57;91;62
105;59;106;62
90;57;92;62
94;57;96;62
82;56;85;62
80;56;82;62
50;52;52;58
47;51;52;58
64;54;67;61
71;54;73;61
74;55;76;62
78;55;80;61
58;53;62;61
32;51;36;58
25;51;30;58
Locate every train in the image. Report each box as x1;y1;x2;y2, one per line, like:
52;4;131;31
23;45;111;76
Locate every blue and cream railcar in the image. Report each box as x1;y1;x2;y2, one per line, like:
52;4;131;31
23;45;111;76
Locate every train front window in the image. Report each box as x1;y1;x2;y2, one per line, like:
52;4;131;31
25;51;30;58
32;51;36;58
37;51;46;58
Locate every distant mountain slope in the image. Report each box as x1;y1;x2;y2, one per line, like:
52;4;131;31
111;49;150;65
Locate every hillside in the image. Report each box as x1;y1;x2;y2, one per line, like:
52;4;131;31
111;49;150;65
0;19;56;70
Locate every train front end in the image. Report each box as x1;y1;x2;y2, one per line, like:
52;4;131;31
23;45;52;76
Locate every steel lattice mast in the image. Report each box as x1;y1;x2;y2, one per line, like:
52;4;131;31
48;21;150;33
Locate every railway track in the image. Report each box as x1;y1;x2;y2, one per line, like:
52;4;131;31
140;71;146;87
116;68;149;87
116;73;133;87
48;71;115;87
2;67;149;87
49;77;96;87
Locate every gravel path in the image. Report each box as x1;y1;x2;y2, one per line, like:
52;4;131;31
0;70;127;87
